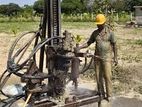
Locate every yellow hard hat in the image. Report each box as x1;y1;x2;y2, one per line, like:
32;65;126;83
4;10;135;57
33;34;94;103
95;14;106;25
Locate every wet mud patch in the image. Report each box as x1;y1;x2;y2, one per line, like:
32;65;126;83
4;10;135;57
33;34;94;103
112;97;142;107
66;82;142;107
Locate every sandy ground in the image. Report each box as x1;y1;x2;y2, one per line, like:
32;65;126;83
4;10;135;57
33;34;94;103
0;26;142;106
0;33;15;73
0;26;141;74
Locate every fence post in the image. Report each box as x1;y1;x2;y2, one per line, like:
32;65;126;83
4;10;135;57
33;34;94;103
91;13;94;21
61;14;64;20
80;14;83;21
116;13;119;22
130;12;133;21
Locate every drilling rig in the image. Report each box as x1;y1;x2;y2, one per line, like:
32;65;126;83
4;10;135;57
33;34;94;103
0;0;107;107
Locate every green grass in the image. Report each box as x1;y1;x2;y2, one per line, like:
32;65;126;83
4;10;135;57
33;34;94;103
134;40;142;45
0;22;39;34
63;22;96;29
0;22;96;34
126;39;142;46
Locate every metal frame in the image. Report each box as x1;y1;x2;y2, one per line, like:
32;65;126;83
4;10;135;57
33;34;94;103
0;0;107;107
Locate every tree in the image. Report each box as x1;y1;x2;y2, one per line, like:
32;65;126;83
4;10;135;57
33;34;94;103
93;0;112;14
124;0;142;12
61;0;86;14
8;3;21;16
80;0;95;13
33;0;44;14
111;0;125;13
21;5;34;18
0;5;6;15
0;3;21;17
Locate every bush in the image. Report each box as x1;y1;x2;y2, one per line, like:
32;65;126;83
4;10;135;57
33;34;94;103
114;12;131;24
0;16;40;22
62;13;95;22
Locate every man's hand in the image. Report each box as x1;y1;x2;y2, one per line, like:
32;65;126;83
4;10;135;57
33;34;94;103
112;43;118;66
113;58;118;66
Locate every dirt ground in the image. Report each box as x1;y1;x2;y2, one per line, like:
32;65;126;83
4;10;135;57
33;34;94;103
0;26;142;106
1;26;141;74
0;33;16;73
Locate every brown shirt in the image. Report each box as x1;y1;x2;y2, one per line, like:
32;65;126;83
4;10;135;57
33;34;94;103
87;26;116;59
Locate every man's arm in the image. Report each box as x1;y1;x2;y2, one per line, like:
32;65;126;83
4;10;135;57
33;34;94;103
74;42;89;53
110;31;118;65
77;31;96;51
78;42;89;50
74;30;96;53
112;43;118;66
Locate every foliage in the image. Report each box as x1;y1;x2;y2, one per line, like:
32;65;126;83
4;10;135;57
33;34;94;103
124;0;142;12
0;0;141;23
61;0;86;14
21;5;34;19
111;0;125;13
93;0;112;14
0;22;96;33
62;13;95;22
0;22;39;33
135;40;142;46
0;3;21;17
132;39;142;46
33;0;44;15
73;35;83;44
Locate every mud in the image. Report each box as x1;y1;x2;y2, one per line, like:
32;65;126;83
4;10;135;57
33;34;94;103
81;97;142;107
67;82;142;107
1;97;142;107
1;81;142;107
112;97;142;107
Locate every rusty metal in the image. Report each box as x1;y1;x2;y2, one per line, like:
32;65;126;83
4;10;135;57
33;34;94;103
71;57;80;88
34;100;57;107
34;102;57;107
60;95;104;107
37;95;101;107
0;0;107;107
28;95;104;107
39;0;47;73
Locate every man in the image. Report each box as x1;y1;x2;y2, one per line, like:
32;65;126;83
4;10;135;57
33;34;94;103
76;14;118;100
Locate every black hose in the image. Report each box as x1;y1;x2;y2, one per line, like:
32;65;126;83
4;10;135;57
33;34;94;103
8;31;37;61
12;34;36;60
81;56;94;74
2;95;24;107
0;70;7;84
80;56;87;73
21;36;62;66
66;56;94;85
0;70;12;97
0;73;12;98
0;71;24;105
33;32;40;61
0;31;39;100
7;36;63;78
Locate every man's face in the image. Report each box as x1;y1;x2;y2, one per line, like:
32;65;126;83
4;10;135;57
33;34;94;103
97;23;105;30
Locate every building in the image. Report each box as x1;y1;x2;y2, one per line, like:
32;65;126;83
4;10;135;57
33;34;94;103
134;6;142;26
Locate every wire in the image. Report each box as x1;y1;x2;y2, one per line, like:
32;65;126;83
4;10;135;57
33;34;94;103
0;72;12;98
7;36;63;78
81;57;94;74
2;95;24;107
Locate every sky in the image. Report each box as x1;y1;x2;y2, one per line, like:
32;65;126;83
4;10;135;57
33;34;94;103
0;0;37;6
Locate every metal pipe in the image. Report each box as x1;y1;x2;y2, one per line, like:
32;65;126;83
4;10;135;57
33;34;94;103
39;0;48;72
58;96;103;107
